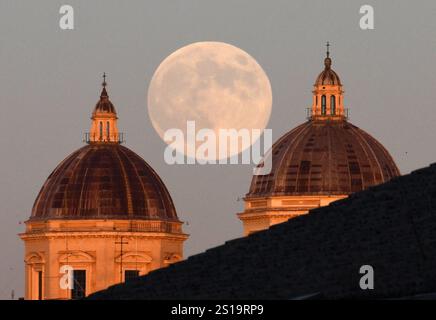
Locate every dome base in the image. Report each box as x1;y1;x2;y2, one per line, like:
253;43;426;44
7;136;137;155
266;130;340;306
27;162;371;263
20;218;188;300
238;194;347;236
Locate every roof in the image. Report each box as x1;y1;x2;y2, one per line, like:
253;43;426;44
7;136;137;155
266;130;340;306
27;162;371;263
88;162;436;299
31;144;179;221
247;120;400;198
315;57;341;86
93;87;117;114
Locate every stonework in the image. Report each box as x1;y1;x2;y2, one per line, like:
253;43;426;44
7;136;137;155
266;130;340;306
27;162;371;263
20;219;186;299
238;195;346;236
88;162;436;299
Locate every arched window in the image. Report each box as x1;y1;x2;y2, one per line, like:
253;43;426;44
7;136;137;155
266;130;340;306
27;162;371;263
99;122;103;140
321;95;326;115
331;95;336;115
106;121;110;140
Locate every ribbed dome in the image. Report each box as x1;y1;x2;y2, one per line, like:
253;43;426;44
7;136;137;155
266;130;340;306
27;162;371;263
247;120;400;197
93;87;116;113
314;57;341;86
31;144;178;221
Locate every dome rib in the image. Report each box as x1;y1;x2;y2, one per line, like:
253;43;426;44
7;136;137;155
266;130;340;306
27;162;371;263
112;147;134;216
283;123;313;193
347;124;383;183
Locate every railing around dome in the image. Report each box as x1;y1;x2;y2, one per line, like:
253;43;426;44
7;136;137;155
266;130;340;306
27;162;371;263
128;221;182;233
83;132;125;144
306;108;349;120
26;219;184;234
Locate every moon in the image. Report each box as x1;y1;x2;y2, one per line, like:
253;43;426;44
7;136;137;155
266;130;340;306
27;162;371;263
147;41;272;160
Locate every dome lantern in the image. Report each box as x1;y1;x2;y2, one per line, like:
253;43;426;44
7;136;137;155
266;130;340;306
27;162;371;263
86;73;124;143
310;42;346;120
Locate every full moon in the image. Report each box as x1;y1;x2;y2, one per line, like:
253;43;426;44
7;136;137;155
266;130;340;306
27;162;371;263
147;41;272;160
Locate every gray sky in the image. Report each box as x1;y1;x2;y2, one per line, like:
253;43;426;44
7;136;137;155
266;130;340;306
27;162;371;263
0;0;435;299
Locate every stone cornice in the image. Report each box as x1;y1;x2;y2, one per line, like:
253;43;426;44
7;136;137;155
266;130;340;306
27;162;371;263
20;231;189;241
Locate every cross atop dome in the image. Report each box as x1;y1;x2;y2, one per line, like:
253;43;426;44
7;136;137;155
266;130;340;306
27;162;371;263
324;41;332;70
100;72;109;98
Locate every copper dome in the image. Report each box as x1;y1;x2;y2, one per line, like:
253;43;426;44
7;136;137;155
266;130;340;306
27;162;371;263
93;87;117;114
314;57;341;86
247;120;400;197
31;144;178;221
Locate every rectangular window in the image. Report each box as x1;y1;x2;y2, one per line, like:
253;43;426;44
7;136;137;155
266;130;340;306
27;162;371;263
99;122;103;140
124;270;140;282
321;95;326;115
330;95;336;115
37;271;43;300
71;270;86;299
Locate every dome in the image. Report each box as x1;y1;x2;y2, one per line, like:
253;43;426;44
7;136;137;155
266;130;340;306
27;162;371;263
314;57;341;86
31;144;179;221
247;120;400;198
93;87;117;114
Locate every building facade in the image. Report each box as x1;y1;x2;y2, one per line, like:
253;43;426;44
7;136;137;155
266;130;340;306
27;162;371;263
20;78;188;299
238;47;400;236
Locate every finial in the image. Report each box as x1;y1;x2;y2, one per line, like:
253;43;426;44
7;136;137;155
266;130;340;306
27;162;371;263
102;72;107;88
324;42;332;69
100;72;108;98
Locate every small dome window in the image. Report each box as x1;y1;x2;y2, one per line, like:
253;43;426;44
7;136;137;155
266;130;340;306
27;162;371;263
321;95;326;115
99;121;103;140
331;95;336;115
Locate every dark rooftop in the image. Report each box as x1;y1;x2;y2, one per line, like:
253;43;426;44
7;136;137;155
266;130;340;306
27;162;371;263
89;162;436;300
